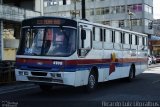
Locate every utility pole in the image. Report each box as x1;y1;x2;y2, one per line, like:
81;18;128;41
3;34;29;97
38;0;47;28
128;11;134;31
63;0;66;5
0;0;2;4
81;0;86;19
0;19;3;61
73;0;77;18
0;0;3;60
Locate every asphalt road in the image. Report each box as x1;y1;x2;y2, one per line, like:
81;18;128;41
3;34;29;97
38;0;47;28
0;67;160;107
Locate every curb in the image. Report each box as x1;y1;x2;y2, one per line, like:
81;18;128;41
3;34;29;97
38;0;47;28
148;64;160;68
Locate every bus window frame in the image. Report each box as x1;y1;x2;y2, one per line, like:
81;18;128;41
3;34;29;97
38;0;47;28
114;30;122;50
103;28;114;50
78;28;92;57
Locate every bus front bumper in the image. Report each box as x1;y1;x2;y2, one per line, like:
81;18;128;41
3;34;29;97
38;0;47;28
15;69;76;86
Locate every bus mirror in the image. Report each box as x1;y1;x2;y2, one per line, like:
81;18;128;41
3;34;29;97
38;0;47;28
81;29;86;40
78;49;86;57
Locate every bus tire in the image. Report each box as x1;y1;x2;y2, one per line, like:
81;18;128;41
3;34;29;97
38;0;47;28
39;85;52;91
86;71;97;92
127;67;135;82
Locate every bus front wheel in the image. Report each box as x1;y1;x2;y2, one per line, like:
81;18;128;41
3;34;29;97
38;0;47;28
86;71;97;92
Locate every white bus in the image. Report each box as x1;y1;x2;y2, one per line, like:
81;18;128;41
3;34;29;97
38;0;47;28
15;16;148;92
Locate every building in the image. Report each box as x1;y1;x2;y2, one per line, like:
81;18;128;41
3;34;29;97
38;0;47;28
44;0;154;36
0;0;44;83
0;0;43;60
148;19;160;55
0;0;43;37
153;19;160;36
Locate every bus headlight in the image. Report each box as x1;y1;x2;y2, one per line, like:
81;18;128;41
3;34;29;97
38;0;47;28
18;71;29;76
50;73;56;77
24;71;29;75
50;73;61;78
19;71;23;75
56;73;61;77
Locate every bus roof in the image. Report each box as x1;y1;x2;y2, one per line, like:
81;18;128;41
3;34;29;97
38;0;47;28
77;19;148;37
22;16;147;37
22;16;77;27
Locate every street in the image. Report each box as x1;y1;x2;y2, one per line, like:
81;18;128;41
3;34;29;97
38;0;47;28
0;66;160;107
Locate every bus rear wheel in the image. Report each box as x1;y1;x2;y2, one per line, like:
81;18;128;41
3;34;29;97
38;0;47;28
39;85;53;91
127;67;135;82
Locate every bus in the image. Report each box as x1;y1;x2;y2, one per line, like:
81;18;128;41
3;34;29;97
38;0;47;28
15;16;148;92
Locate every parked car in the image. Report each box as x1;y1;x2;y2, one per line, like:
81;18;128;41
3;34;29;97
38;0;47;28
148;55;152;65
155;55;160;63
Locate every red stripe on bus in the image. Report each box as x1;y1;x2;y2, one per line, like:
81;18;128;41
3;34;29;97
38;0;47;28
16;58;53;65
64;58;147;65
16;58;147;65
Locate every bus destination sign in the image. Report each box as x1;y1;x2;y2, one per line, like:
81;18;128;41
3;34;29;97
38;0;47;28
37;19;62;25
22;17;77;27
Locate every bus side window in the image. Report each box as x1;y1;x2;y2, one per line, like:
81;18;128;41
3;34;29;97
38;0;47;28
139;36;142;46
83;30;92;49
115;31;121;43
100;28;103;41
105;29;112;43
120;32;124;44
104;29;106;42
145;37;148;46
138;36;145;50
95;27;100;41
123;33;130;49
114;30;121;49
135;35;139;45
146;37;148;46
93;27;95;41
112;31;115;43
93;27;103;49
123;33;125;44
79;28;92;57
142;37;145;46
132;34;136;45
125;33;129;44
144;37;148;50
130;34;137;50
129;34;132;45
104;29;113;49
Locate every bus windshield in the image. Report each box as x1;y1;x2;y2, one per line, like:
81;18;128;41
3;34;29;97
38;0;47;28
17;27;77;57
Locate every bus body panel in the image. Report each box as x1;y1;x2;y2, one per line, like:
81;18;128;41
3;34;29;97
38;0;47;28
15;16;148;88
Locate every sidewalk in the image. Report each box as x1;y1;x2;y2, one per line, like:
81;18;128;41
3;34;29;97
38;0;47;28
148;63;160;68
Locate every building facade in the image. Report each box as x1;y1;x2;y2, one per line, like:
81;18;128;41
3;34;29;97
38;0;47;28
0;0;42;60
148;19;160;55
153;19;160;36
44;0;154;36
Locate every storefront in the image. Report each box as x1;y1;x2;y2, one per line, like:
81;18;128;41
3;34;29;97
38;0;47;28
149;35;160;55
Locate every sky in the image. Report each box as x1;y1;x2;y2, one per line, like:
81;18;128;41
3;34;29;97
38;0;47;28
153;0;160;19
